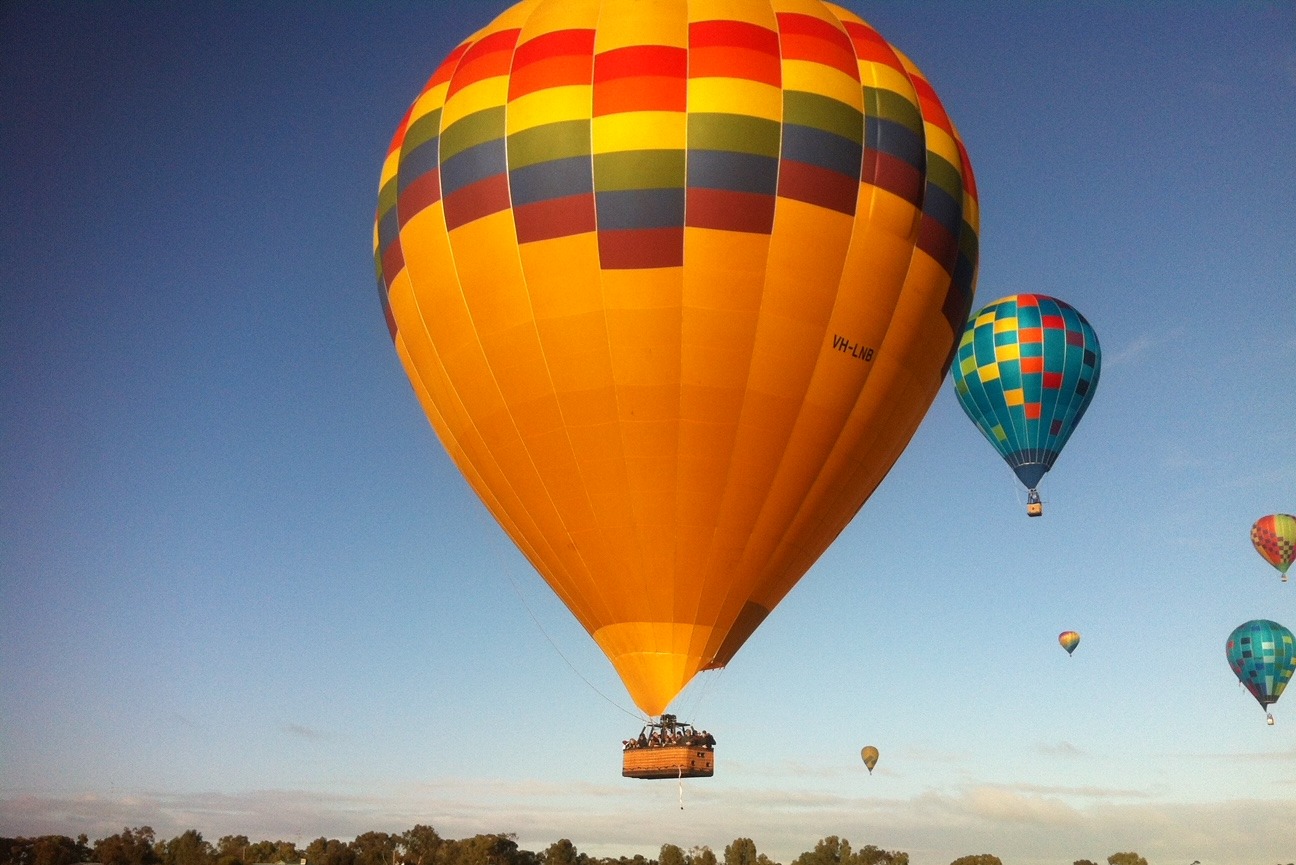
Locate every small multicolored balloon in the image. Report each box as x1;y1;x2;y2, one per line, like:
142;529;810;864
952;294;1100;516
1226;619;1296;724
860;745;879;774
1250;514;1295;583
1058;630;1080;655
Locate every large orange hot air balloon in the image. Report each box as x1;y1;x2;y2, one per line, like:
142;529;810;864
374;0;979;717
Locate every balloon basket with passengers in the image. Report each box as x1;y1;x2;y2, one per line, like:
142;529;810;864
621;714;715;779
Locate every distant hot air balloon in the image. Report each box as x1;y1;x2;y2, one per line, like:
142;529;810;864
860;745;879;774
1226;619;1296;725
1251;514;1296;583
374;0;979;725
951;294;1100;517
1058;630;1080;656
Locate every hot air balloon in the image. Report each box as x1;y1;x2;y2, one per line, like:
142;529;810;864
1226;619;1296;725
951;294;1100;516
860;745;879;774
373;0;979;763
1058;630;1080;655
1251;514;1296;583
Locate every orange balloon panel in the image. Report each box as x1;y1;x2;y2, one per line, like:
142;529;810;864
374;0;979;716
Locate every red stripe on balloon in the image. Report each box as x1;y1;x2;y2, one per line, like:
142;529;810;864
447;28;521;98
509;29;596;99
443;173;510;231
685;188;775;233
396;168;442;228
778;161;857;214
688;20;780;86
598;227;684;269
514;193;597;244
776;13;859;79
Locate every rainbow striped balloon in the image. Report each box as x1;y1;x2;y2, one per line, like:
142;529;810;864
374;0;979;717
1251;514;1296;582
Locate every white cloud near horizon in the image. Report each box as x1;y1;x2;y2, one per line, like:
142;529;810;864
3;782;1293;865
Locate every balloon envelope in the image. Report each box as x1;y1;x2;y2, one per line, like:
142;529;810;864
1058;630;1080;655
951;294;1100;493
860;745;879;773
374;0;978;716
1226;619;1296;711
1251;514;1296;582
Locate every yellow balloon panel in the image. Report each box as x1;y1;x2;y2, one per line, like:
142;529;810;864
374;0;979;715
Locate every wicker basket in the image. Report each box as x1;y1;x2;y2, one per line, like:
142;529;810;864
622;744;714;779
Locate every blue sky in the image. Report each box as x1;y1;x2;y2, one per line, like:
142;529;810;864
2;3;1294;865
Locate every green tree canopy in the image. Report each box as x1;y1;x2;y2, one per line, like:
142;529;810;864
1106;855;1147;865
541;840;582;865
214;835;250;865
0;835;92;865
854;846;906;865
658;845;687;865
791;837;850;865
398;827;442;865
442;835;530;865
948;857;1002;865
93;828;162;865
352;833;395;865
244;841;299;865
304;839;354;865
160;830;212;865
723;839;757;865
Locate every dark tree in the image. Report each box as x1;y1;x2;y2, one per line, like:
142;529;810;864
93;828;163;865
948;857;1002;865
1105;855;1147;865
854;847;906;865
442;835;524;865
723;840;757;865
1;835;92;865
399;828;443;865
304;839;354;865
352;833;396;865
1073;860;1098;865
214;836;250;865
658;846;686;865
160;830;212;865
541;840;583;865
589;856;650;865
791;837;851;865
244;841;299;865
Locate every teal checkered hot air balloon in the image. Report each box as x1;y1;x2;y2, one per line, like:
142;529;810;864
951;294;1100;516
1226;619;1296;725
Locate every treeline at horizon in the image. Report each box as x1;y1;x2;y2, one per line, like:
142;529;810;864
0;824;1210;865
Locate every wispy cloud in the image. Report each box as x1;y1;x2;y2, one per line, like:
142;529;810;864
1036;740;1084;758
282;723;327;741
1102;326;1185;370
